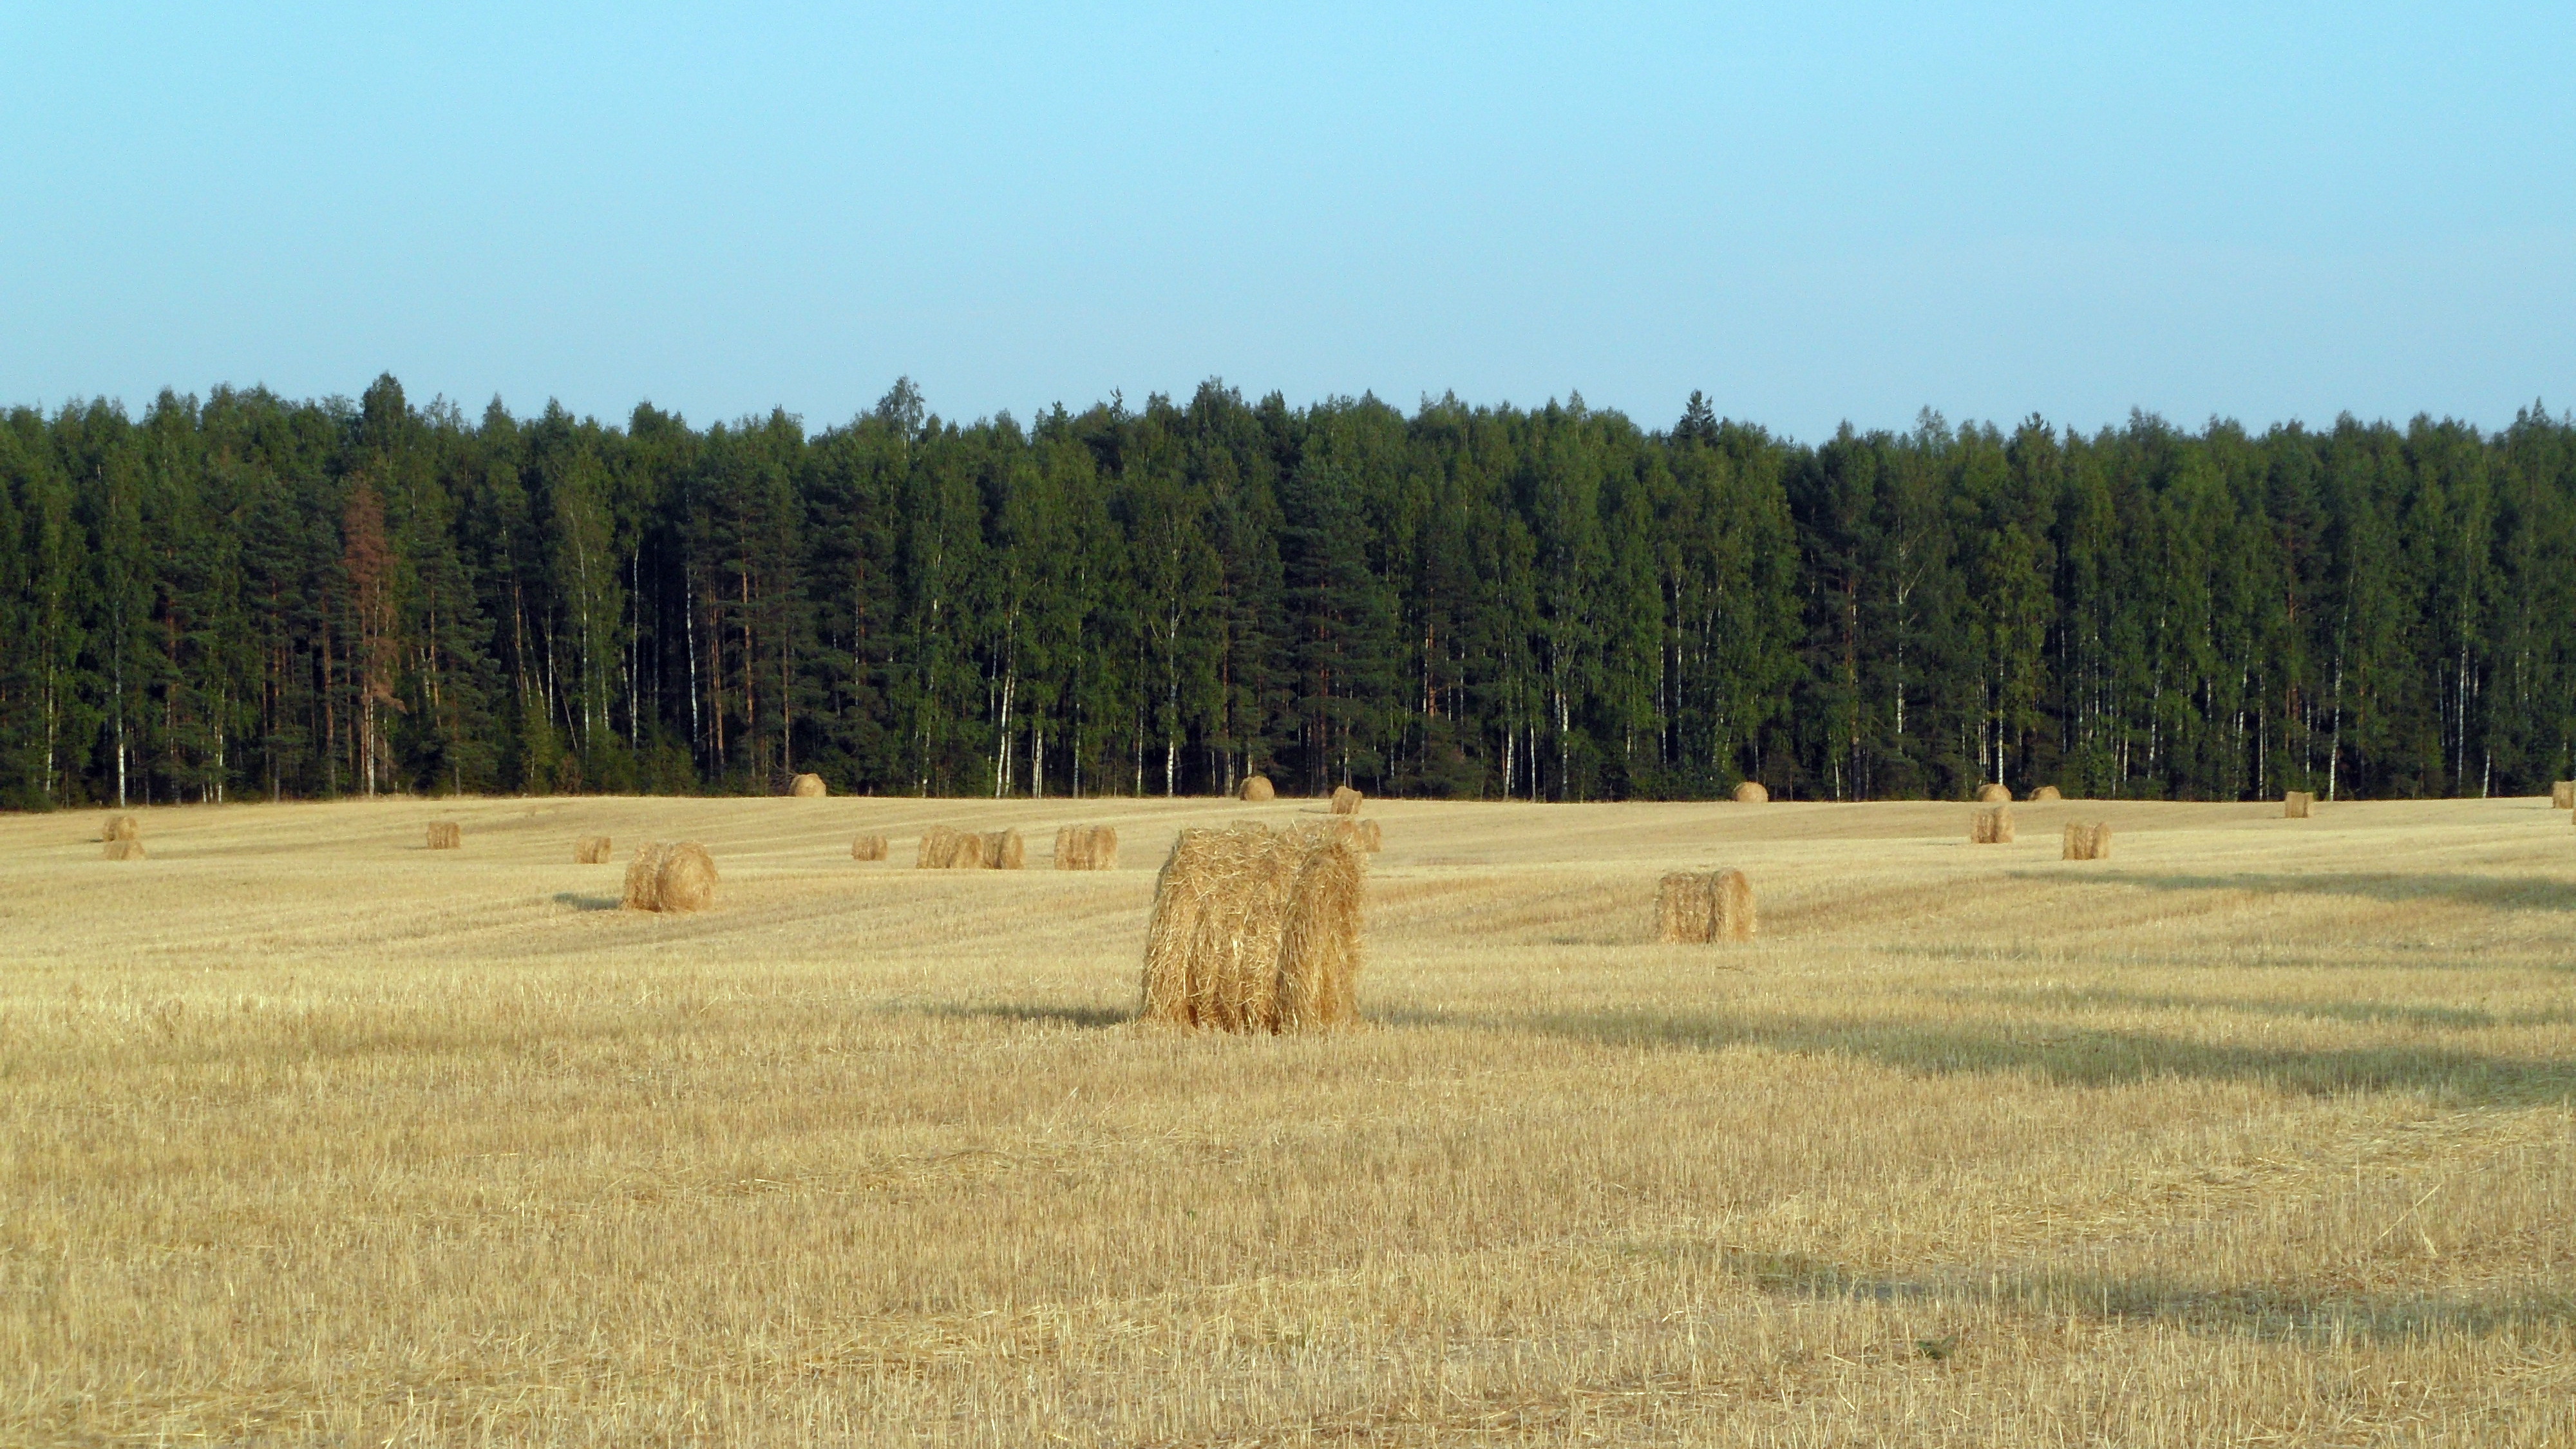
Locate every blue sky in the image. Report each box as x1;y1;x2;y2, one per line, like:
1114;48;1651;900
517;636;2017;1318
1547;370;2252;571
3;2;2570;439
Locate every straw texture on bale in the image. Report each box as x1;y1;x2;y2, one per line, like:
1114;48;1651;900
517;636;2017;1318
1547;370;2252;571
789;772;826;797
1238;775;1276;802
1657;868;1755;942
1976;782;2012;804
1139;822;1364;1033
1355;818;1381;853
1330;784;1363;815
426;821;462;850
1971;806;2015;844
1053;824;1119;871
2061;821;2111;860
851;833;888;861
1733;781;1770;804
983;830;1025;869
916;826;962;868
2553;781;2573;810
574;835;613;864
101;839;146;861
100;814;140;842
2284;791;2315;819
623;840;717;912
2029;785;2063;802
916;826;1017;868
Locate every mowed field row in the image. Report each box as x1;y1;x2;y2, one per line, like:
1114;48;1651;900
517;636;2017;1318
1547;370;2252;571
5;795;2574;1445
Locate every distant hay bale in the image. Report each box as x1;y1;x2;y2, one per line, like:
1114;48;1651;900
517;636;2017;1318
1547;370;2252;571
790;772;826;797
1323;817;1383;853
1356;818;1381;853
1733;781;1769;804
2553;781;2573;810
623;840;717;912
2029;785;2063;802
2284;791;2314;819
427;821;462;850
851;833;889;861
574;835;612;864
1657;868;1756;943
1239;775;1276;802
1054;824;1119;870
101;839;146;862
1976;782;2011;804
1971;805;2014;844
916;826;962;869
100;814;140;842
1330;784;1363;815
983;830;1025;869
949;831;990;869
1140;822;1365;1033
914;826;1016;868
2062;821;2110;860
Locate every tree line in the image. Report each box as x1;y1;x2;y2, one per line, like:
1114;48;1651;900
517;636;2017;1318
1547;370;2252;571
2;374;2570;810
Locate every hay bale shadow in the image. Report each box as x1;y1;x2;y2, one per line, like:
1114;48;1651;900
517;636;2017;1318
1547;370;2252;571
918;1002;1133;1029
552;891;624;913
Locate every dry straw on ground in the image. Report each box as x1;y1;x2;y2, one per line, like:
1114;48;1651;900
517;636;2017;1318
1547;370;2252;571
2029;785;2063;802
621;840;717;912
1140;822;1363;1033
2554;781;2573;809
1053;824;1118;871
100;839;146;862
100;814;140;842
1971;806;2015;844
789;773;826;797
1733;781;1769;803
2285;791;2315;819
851;834;888;862
1656;868;1755;942
1976;782;2012;804
2062;821;2112;860
1238;775;1276;802
574;835;613;864
1330;785;1363;815
426;821;462;850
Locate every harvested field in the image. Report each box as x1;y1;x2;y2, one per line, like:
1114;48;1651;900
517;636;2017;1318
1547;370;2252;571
5;793;2575;1444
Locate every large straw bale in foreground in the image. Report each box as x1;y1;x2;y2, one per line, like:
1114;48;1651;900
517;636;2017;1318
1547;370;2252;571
1976;782;2012;804
623;841;717;912
1733;781;1769;803
574;835;613;864
2553;781;2573;810
1141;823;1364;1033
100;814;140;842
851;833;888;861
1330;784;1363;815
1054;824;1119;870
2284;791;2314;819
427;821;462;850
2029;785;2063;802
1657;868;1755;942
790;772;826;797
2062;821;2111;860
1971;806;2014;844
1239;775;1276;802
101;839;146;861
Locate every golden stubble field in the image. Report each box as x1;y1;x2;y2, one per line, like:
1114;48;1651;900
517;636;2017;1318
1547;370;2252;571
4;792;2573;1446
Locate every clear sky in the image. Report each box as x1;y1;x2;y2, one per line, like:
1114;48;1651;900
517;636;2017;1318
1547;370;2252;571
5;2;2570;440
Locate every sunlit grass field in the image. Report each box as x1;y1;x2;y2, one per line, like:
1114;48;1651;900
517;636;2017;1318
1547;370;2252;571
5;791;2573;1445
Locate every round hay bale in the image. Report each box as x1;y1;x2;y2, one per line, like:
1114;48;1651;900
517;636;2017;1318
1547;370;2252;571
654;842;719;911
983;830;1026;869
1732;781;1768;804
100;814;141;842
1329;784;1363;815
2550;781;2571;810
2028;785;2063;802
1356;819;1381;853
427;821;462;850
101;839;146;862
916;826;961;869
852;833;889;861
789;772;826;798
1239;775;1276;802
574;835;613;864
1976;783;2011;804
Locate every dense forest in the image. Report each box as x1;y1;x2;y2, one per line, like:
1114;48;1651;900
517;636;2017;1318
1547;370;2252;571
2;375;2570;810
